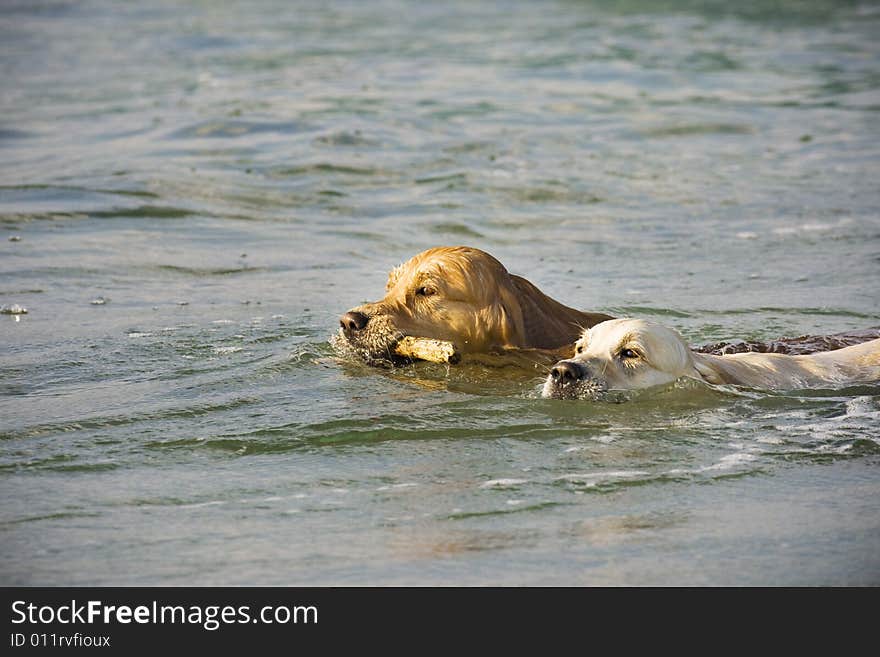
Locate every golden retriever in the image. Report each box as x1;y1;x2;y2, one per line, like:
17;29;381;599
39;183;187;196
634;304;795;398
337;246;613;365
543;318;880;399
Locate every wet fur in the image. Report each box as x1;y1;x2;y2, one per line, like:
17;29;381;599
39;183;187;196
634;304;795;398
340;246;612;362
544;318;880;398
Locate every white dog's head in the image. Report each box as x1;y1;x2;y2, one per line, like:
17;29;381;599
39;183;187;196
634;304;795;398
542;318;700;399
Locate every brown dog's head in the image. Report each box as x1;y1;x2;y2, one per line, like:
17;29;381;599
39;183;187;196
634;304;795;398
337;246;612;365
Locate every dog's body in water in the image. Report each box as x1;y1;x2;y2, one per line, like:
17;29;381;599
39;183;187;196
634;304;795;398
543;318;880;399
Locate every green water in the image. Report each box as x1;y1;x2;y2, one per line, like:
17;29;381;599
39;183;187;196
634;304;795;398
1;0;879;585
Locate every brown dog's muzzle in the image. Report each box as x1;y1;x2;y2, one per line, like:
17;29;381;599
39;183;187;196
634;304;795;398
334;303;408;367
339;310;369;336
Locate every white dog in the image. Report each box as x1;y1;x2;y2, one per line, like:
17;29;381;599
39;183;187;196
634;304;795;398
542;318;880;399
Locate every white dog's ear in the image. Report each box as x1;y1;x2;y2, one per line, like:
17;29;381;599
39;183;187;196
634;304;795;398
691;355;724;385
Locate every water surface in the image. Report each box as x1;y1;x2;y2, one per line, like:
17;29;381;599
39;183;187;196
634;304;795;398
1;0;879;585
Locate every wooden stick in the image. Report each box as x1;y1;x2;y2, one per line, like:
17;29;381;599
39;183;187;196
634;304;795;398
394;336;461;364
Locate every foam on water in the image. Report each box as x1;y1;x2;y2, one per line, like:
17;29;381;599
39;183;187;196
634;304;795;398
555;471;651;483
480;479;529;489
696;452;760;472
212;346;243;355
376;483;419;491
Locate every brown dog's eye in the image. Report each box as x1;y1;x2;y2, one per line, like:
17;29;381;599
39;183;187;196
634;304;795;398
416;286;436;297
575;345;584;354
620;348;639;359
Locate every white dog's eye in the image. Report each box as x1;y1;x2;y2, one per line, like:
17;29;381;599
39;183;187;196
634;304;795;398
575;345;584;354
620;348;639;359
416;286;436;297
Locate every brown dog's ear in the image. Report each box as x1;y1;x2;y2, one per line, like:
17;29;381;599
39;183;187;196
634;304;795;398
494;282;528;347
508;275;613;349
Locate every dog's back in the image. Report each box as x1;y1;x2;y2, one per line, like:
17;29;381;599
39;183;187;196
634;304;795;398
693;338;880;389
807;337;880;376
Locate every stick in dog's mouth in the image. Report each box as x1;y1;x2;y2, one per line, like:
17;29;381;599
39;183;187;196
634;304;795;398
393;336;461;364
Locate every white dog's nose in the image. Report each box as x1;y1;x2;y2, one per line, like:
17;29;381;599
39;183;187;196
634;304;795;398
550;360;585;383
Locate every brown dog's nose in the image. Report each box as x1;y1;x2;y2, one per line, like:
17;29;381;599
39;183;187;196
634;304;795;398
340;311;369;333
550;361;585;384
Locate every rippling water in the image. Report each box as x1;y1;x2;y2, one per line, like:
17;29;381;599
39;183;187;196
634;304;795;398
2;0;879;585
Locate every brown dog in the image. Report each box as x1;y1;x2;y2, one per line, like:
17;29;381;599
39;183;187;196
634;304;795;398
337;246;612;364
